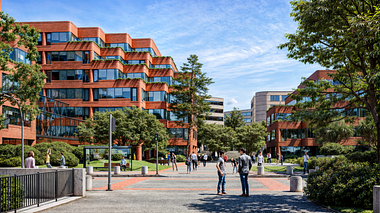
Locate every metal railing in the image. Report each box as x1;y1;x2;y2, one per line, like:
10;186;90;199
0;169;74;213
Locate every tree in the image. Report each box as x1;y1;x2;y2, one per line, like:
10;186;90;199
76;107;169;152
313;120;354;145
198;123;236;154
169;54;214;152
224;107;246;130
0;11;45;129
355;116;377;150
235;121;267;154
278;0;380;163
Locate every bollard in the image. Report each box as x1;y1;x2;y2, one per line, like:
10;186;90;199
374;186;380;213
142;166;148;175
286;166;293;175
86;175;92;191
290;176;303;192
114;166;120;175
87;166;93;175
257;166;264;175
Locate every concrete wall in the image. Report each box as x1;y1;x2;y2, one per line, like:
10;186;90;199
251;91;292;123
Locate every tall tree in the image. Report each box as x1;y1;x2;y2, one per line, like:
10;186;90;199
235;121;267;154
198;123;236;154
355;116;377;150
313;120;354;145
224;107;246;130
76;107;169;152
169;54;214;153
0;11;45;129
278;0;380;163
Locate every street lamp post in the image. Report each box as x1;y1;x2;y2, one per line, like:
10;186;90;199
0;93;24;168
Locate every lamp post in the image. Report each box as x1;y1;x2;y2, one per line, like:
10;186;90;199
0;92;24;168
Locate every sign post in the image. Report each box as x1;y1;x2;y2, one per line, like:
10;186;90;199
107;114;116;191
155;132;158;175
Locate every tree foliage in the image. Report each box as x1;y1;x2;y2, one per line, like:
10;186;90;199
169;54;214;150
235;121;267;154
355;116;377;150
278;0;380;162
198;124;235;153
313;120;354;145
224;107;246;130
76;107;169;152
0;11;46;129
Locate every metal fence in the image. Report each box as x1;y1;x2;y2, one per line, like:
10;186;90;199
0;169;74;213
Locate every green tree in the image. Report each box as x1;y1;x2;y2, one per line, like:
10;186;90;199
169;54;214;151
355;116;377;150
313;120;354;145
198;124;236;154
224;107;246;130
0;11;45;129
278;0;380;163
76;107;169;152
235;121;267;154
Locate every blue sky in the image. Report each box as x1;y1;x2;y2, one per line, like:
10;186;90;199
4;0;323;111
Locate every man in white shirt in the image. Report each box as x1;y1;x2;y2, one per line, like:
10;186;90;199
257;151;264;166
303;152;309;174
203;153;208;167
267;153;271;163
191;152;198;171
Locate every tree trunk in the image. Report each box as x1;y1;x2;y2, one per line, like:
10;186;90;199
377;121;380;164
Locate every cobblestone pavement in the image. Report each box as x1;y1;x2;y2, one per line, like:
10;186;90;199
42;163;330;213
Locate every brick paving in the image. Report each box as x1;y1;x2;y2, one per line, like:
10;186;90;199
42;162;330;213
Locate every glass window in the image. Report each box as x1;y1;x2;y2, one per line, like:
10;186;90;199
38;33;42;45
270;95;280;101
204;100;223;105
132;88;137;101
93;88;132;100
282;95;288;101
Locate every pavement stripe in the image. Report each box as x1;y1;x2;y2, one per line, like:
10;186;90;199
93;177;150;190
254;178;290;191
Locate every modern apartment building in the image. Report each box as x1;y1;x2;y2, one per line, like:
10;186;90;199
224;109;251;125
1;21;196;160
266;70;361;158
250;91;292;123
205;97;224;125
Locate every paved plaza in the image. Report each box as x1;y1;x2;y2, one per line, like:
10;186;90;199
42;162;329;213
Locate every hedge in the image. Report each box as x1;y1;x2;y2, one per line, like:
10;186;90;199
319;143;354;155
176;155;186;162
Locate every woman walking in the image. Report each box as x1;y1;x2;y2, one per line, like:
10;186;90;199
46;148;52;168
171;153;178;171
186;154;192;174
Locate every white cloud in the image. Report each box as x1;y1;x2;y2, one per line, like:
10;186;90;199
226;98;238;105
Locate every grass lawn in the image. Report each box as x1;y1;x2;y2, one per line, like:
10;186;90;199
18;160;171;171
330;206;372;213
251;166;304;172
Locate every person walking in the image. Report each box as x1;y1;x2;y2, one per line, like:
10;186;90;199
276;153;280;165
251;154;256;164
191;152;198;171
216;150;227;195
257;151;264;166
57;152;65;168
238;148;252;197
187;154;192;174
203;153;208;167
267;153;271;163
120;156;127;171
281;155;284;165
25;151;35;168
231;158;237;174
303;152;309;174
171;153;178;171
46;148;52;168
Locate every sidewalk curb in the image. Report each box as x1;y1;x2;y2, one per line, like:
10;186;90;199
90;174;164;177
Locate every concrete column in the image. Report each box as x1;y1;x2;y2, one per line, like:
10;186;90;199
86;166;93;175
257;166;264;175
290;176;303;192
374;186;380;213
86;175;92;191
89;107;94;118
89;69;94;83
42;51;46;64
142;166;148;175
90;51;94;61
286;166;293;175
89;88;94;102
74;168;86;197
114;166;120;175
42;32;46;46
136;145;142;160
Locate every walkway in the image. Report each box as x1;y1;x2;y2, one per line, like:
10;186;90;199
42;162;329;213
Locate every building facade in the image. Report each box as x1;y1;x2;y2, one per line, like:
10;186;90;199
205;97;224;125
1;21;196;160
250;91;292;123
224;108;251;125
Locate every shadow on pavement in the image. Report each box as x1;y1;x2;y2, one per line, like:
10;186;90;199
186;193;329;213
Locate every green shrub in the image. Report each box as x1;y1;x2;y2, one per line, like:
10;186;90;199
14;145;44;165
176;155;186;162
0;175;26;212
284;154;298;159
346;150;376;164
0;157;21;167
320;143;354;155
72;146;84;161
0;144;16;159
50;152;79;167
305;159;380;209
112;154;123;161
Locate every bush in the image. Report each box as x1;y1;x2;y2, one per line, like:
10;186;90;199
0;144;16;160
305;159;380;209
346;150;376;164
0;157;21;167
72;146;84;161
320;143;354;155
15;145;44;165
50;152;79;167
34;142;78;167
284;154;298;159
112;154;123;161
0;175;26;212
176;155;186;162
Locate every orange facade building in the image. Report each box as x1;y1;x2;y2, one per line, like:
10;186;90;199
1;21;197;160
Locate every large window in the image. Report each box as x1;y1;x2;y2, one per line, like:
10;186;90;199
46;51;89;64
280;129;305;141
167;128;189;140
149;76;172;85
2;138;33;145
46;89;89;101
106;43;132;52
206;116;223;121
205;100;223;105
46;32;79;44
134;48;157;57
127;60;145;64
270;95;280;101
46;70;89;83
2;106;31;128
94;107;126;113
241;112;251;116
282;95;288;101
274;113;292;121
127;73;147;80
154;64;174;69
2;74;19;93
243;118;251;123
82;37;105;47
146;109;167;120
10;48;30;64
94;69;126;81
146;91;168;102
93;88;132;100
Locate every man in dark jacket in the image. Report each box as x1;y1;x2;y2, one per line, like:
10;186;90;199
238;148;252;197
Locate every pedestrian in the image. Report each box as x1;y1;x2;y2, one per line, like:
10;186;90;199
191;152;198;171
257;151;264;166
281;155;284;165
276;153;279;165
238;148;252;197
303;152;309;174
46;148;52;168
216;150;227;195
25;151;35;168
251;154;255;164
86;154;90;165
203;153;208;167
120;156;127;171
231;158;237;174
57;152;65;168
167;153;170;166
171;153;178;171
267;152;271;163
186;154;192;174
